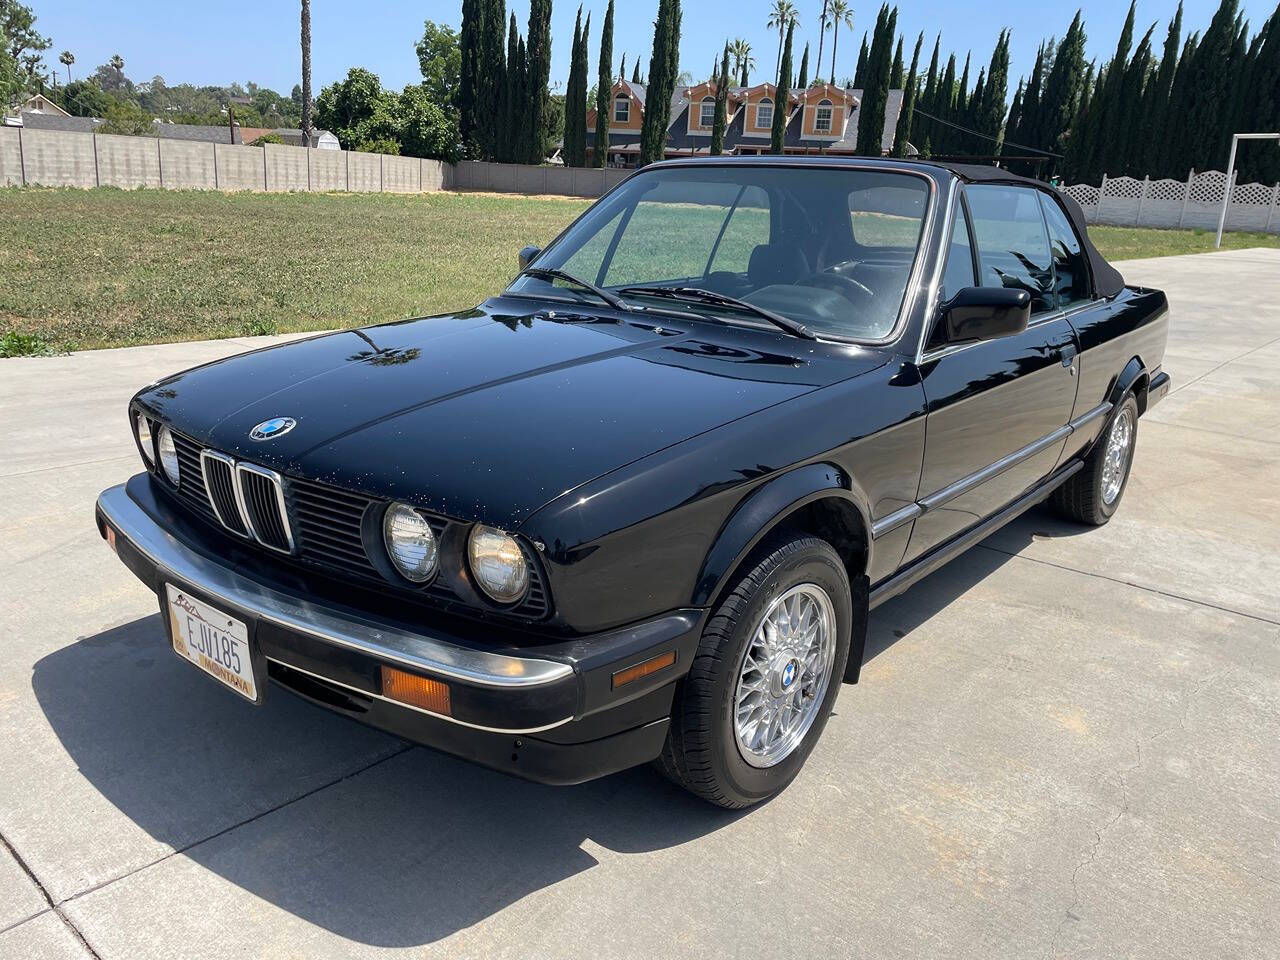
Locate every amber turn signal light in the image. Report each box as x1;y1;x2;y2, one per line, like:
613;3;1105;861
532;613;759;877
611;650;676;689
381;666;452;716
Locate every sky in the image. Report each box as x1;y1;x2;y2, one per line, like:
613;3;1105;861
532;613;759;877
34;0;1276;104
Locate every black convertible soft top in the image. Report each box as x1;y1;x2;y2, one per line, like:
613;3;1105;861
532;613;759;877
941;163;1126;300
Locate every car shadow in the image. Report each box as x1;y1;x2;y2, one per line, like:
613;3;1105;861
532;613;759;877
864;506;1083;663
31;616;747;948
32;505;1073;947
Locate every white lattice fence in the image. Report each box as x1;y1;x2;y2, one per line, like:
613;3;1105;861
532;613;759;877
1062;170;1280;234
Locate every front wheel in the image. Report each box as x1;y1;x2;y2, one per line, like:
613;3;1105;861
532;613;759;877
1052;392;1139;525
656;535;852;808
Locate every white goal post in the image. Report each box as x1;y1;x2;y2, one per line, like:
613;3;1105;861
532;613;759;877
1216;132;1280;248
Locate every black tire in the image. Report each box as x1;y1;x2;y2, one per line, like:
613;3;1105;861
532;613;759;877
1052;392;1139;525
656;535;853;808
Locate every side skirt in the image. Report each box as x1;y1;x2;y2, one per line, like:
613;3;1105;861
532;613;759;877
868;459;1084;609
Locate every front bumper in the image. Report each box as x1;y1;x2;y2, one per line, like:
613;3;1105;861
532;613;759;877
95;477;701;784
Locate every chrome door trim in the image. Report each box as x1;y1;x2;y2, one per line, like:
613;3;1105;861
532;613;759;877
868;400;1113;539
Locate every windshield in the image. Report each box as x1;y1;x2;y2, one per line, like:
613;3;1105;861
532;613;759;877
506;165;931;340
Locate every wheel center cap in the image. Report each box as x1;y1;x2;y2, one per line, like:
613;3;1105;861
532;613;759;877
771;656;800;697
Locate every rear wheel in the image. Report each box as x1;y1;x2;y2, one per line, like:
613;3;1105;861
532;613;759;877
656;535;852;808
1052;392;1139;525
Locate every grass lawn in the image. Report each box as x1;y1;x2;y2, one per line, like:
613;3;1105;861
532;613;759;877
2;186;1276;353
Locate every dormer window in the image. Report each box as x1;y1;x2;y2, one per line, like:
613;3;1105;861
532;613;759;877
816;99;833;133
614;96;630;123
699;96;716;127
757;97;773;128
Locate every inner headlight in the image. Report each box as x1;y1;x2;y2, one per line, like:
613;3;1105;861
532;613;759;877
135;413;154;468
383;503;439;582
467;525;529;604
156;426;180;485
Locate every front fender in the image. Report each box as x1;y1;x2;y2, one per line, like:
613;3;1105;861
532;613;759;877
692;461;872;608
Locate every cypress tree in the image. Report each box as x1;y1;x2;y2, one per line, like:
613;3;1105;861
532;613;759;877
798;43;810;89
1015;42;1046;150
711;42;730;154
918;34;940;154
1039;12;1087;167
498;12;519;161
1241;3;1280;182
564;9;584;165
594;0;615;167
771;19;794;153
853;33;869;87
976;29;1010;140
459;0;483;152
890;36;904;88
954;52;971;141
934;53;956;153
892;31;923;156
633;59;642;83
514;34;529;161
1141;2;1182;174
477;0;507;159
1005;80;1024;152
639;0;681;165
856;4;896;156
525;0;553;163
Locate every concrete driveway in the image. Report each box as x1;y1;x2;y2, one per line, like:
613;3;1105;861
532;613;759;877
1;249;1277;960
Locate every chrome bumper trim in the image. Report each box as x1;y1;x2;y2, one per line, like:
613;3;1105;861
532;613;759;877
96;484;574;692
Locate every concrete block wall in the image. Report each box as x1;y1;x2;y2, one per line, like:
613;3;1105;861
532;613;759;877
383;154;419;193
214;143;266;191
159;140;214;189
0;127;22;186
265;143;309;191
452;160;633;197
348;151;382;192
96;134;160;189
311;149;347;191
21;128;96;187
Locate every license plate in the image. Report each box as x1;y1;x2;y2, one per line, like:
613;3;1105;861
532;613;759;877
165;584;258;702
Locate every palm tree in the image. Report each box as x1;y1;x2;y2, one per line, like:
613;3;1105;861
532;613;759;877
827;0;852;83
300;0;313;148
59;50;74;84
729;38;755;86
108;53;124;83
815;1;830;86
766;1;799;83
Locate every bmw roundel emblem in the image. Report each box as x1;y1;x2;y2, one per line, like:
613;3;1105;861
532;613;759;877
781;660;797;688
249;417;297;441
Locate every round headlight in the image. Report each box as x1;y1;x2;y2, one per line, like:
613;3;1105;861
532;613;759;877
383;503;439;583
135;413;154;468
156;426;180;485
467;525;529;604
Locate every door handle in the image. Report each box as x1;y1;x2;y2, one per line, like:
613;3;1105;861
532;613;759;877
1060;344;1078;368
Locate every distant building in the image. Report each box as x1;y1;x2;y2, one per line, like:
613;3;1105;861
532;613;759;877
5;92;70;120
17;111;101;133
584;79;904;168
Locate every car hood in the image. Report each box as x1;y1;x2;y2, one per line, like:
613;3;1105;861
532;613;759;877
136;298;889;527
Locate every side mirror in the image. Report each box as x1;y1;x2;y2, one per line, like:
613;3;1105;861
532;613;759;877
518;245;542;271
939;287;1031;343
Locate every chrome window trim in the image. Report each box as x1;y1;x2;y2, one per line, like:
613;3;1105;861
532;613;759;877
915;178;1106;364
235;461;296;555
199;449;253;540
520;159;941;348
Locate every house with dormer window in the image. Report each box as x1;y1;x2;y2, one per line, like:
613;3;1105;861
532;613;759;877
583;79;903;168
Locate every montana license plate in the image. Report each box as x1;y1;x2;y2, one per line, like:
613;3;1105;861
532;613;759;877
165;584;258;702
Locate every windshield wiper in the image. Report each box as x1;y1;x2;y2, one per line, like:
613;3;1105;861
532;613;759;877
616;286;816;340
518;267;632;312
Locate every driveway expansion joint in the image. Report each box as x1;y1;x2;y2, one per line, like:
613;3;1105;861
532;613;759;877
0;829;102;959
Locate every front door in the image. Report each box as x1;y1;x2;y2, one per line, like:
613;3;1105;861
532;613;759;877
903;183;1080;564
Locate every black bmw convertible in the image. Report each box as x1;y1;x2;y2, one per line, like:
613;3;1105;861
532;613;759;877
97;157;1170;807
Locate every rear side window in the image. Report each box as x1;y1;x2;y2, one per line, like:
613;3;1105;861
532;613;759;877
965;184;1054;315
1039;193;1093;309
